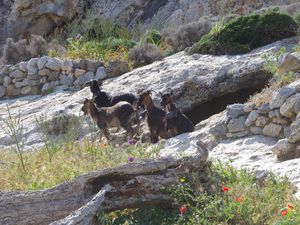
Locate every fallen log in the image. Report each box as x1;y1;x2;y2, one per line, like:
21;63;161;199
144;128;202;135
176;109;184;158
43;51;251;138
0;141;216;225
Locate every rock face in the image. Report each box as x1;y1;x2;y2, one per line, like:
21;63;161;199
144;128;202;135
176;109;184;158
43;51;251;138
0;0;298;45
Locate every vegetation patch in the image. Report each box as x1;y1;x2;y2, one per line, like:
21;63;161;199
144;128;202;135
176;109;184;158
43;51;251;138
189;12;298;55
101;163;299;225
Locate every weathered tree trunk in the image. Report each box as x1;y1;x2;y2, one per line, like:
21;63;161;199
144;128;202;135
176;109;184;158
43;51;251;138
0;141;215;225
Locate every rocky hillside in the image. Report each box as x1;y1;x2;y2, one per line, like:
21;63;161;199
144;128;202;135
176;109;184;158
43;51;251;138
0;0;299;45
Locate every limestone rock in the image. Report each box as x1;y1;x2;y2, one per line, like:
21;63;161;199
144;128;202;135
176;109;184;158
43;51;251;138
87;60;103;73
74;69;86;78
255;116;268;127
250;126;262;135
3;76;12;87
42;81;60;93
74;72;94;86
257;103;270;114
9;69;25;79
227;116;246;133
48;71;60;81
38;56;49;70
284;126;292;139
62;60;74;73
294;98;300;114
95;67;107;80
0;86;6;98
226;104;245;119
0;73;5;85
272;117;288;125
272;138;297;161
19;62;28;72
270;86;296;109
106;60;130;77
26;58;39;75
280;93;300;118
38;68;51;76
6;85;21;96
262;123;283;138
21;86;32;95
243;103;256;113
245;110;259;127
277;53;300;74
45;58;62;71
60;74;75;87
289;119;300;143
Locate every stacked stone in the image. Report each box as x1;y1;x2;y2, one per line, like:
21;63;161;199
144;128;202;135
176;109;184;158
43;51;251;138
0;56;131;99
225;80;300;161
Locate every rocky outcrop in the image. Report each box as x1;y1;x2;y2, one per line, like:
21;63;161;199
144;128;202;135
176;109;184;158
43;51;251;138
0;0;299;45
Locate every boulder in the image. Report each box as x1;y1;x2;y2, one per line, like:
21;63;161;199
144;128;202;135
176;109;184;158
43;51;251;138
74;69;86;78
289;118;300;143
47;71;60;81
86;60;103;73
255;116;268;127
272;139;297;161
0;73;5;85
277;53;300;74
60;74;75;87
6;85;21;96
3;76;12;87
280;93;300;118
38;68;51;76
250;126;262;135
38;56;49;70
9;69;25;79
257;103;270;114
21;86;32;95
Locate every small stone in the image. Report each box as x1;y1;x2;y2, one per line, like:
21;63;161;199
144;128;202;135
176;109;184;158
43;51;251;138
21;86;32;95
26;58;39;75
62;60;74;73
294;98;300;114
45;58;62;71
9;69;25;79
19;61;28;72
0;73;5;84
243;103;256;113
47;71;60;81
262;123;283;138
270;87;296;110
227;116;246;133
95;67;107;80
268;110;276;118
87;60;102;72
60;74;74;86
257;103;270;114
272;117;288;125
250;126;262;135
38;68;51;76
106;60;130;77
6;84;21;96
74;68;86;77
245;110;259;127
277;53;300;74
284;126;292;138
255;116;268;127
74;72;95;86
79;59;88;70
226;104;245;118
30;86;41;95
272;139;296;161
3;76;12;87
226;131;249;138
280;94;300;118
289;119;300;143
37;56;49;70
0;85;6;98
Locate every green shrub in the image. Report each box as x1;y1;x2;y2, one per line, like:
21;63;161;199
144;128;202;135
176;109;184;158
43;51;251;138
294;12;300;25
99;37;136;51
189;12;298;55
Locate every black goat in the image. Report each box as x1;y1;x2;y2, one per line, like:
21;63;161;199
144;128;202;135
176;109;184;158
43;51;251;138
137;90;168;143
160;91;194;137
87;80;137;108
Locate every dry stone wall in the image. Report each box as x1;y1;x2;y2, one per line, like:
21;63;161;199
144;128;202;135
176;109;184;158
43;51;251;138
0;56;129;99
224;79;300;161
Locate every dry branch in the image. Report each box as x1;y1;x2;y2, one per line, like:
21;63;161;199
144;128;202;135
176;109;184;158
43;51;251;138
0;141;214;225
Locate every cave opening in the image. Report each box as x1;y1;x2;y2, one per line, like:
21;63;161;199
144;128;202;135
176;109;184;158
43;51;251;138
184;88;262;125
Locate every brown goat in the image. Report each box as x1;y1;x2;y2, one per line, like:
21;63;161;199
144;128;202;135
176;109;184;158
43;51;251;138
160;91;194;137
137;90;168;143
81;99;139;143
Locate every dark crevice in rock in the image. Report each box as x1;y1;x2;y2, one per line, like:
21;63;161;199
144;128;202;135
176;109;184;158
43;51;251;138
140;0;169;21
185;88;263;125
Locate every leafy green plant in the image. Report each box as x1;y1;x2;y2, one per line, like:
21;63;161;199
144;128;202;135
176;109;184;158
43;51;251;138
189;12;298;55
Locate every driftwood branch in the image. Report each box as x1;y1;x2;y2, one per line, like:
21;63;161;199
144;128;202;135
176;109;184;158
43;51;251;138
0;141;214;225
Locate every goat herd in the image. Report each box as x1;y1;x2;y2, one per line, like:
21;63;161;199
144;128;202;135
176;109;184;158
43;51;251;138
81;80;195;144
